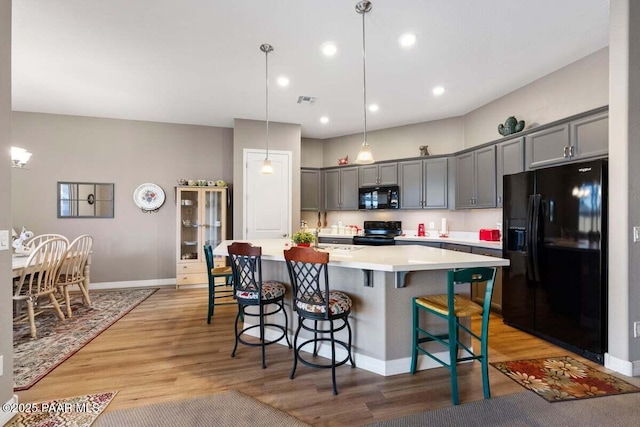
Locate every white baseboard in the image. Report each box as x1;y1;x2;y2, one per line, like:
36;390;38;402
605;353;640;377
1;394;18;426
244;324;472;376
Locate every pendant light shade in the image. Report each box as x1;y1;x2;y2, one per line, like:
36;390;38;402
354;1;374;165
260;43;274;175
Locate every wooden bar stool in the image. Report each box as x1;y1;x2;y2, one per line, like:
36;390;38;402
203;244;235;324
284;246;355;395
228;242;291;368
410;267;497;405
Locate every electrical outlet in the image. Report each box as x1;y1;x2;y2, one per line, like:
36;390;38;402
429;222;435;230
0;354;3;376
634;227;640;243
0;230;9;251
635;321;640;338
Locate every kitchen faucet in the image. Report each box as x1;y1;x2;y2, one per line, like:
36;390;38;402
314;227;320;249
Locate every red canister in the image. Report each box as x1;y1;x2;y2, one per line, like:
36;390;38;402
418;223;425;237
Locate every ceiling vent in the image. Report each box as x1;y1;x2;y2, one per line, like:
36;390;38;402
297;96;317;105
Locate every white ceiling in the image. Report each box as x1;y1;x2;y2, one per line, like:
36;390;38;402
11;0;610;139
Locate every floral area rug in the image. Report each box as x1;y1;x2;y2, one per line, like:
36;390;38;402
13;289;157;390
5;391;117;427
491;356;640;402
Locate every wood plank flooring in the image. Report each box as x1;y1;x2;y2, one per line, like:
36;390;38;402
14;288;634;426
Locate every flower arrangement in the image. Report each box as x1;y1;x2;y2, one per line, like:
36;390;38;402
292;230;315;245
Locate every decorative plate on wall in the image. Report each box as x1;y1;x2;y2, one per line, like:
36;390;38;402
133;183;166;213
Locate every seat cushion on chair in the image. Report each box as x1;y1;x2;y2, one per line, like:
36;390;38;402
236;280;286;300
296;291;352;315
415;294;483;317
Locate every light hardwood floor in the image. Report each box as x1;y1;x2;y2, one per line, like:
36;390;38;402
14;288;633;426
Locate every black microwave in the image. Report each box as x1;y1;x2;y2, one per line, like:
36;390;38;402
358;185;400;210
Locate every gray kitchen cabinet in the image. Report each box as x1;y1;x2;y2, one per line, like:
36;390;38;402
359;162;398;186
395;240;441;248
301;168;321;211
496;137;525;207
470;247;503;313
319;237;353;245
442;243;472;253
399;158;448;209
455;145;496;209
526;111;608;169
323;166;359;211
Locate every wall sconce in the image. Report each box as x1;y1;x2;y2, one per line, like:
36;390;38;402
11;146;32;168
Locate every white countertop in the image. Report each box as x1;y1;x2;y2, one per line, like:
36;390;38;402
213;239;508;273
316;230;503;250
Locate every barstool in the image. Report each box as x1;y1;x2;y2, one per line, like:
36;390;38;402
284;246;355;395
228;242;291;368
410;267;497;405
203;244;235;324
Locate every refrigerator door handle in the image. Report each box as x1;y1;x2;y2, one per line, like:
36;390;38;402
531;194;542;282
526;194;536;281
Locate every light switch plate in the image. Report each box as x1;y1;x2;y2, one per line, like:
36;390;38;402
0;230;9;251
634;227;640;243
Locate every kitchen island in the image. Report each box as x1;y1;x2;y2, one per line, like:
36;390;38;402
213;239;509;376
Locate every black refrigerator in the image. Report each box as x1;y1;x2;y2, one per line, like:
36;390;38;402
502;159;607;364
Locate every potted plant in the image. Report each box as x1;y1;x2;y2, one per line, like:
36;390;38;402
292;230;315;247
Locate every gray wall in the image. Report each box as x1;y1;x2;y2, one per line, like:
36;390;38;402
301;137;324;168
609;0;640;365
0;0;13;408
11;112;233;284
232;119;302;238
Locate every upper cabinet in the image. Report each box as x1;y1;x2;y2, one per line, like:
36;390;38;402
323;166;359;211
455;145;496;209
399;158;448;209
359;162;398;186
496;137;525;207
526;112;608;169
301;168;321;211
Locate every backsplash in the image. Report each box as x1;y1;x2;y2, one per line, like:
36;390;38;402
301;209;502;235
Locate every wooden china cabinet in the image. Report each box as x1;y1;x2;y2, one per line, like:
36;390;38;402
175;186;228;289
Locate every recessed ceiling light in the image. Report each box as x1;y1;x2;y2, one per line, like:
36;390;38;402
432;86;445;96
277;76;289;87
399;33;417;48
321;42;337;57
320;116;329;124
368;104;379;112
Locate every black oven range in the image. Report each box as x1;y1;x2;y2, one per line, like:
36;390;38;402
352;221;402;246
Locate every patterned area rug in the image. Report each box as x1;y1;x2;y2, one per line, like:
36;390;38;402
13;289;157;390
491;356;640;402
5;391;117;427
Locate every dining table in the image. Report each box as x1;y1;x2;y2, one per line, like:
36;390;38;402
12;252;92;291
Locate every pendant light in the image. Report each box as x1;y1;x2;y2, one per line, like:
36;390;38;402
260;43;274;175
354;1;374;165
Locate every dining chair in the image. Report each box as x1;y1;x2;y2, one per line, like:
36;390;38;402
56;235;93;318
284;246;355;395
228;242;291;369
410;267;497;405
25;233;69;250
13;237;68;339
203;244;235;323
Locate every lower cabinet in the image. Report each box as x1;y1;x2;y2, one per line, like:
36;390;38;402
395;240;441;248
470;247;503;313
319;237;353;245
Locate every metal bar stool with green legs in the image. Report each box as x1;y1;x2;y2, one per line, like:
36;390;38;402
284;246;355;395
203;244;236;324
228;242;291;369
410;267;497;405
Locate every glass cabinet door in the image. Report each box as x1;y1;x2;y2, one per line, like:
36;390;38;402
203;189;225;249
179;188;200;262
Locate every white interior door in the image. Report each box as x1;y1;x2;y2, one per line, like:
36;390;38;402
243;149;292;239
